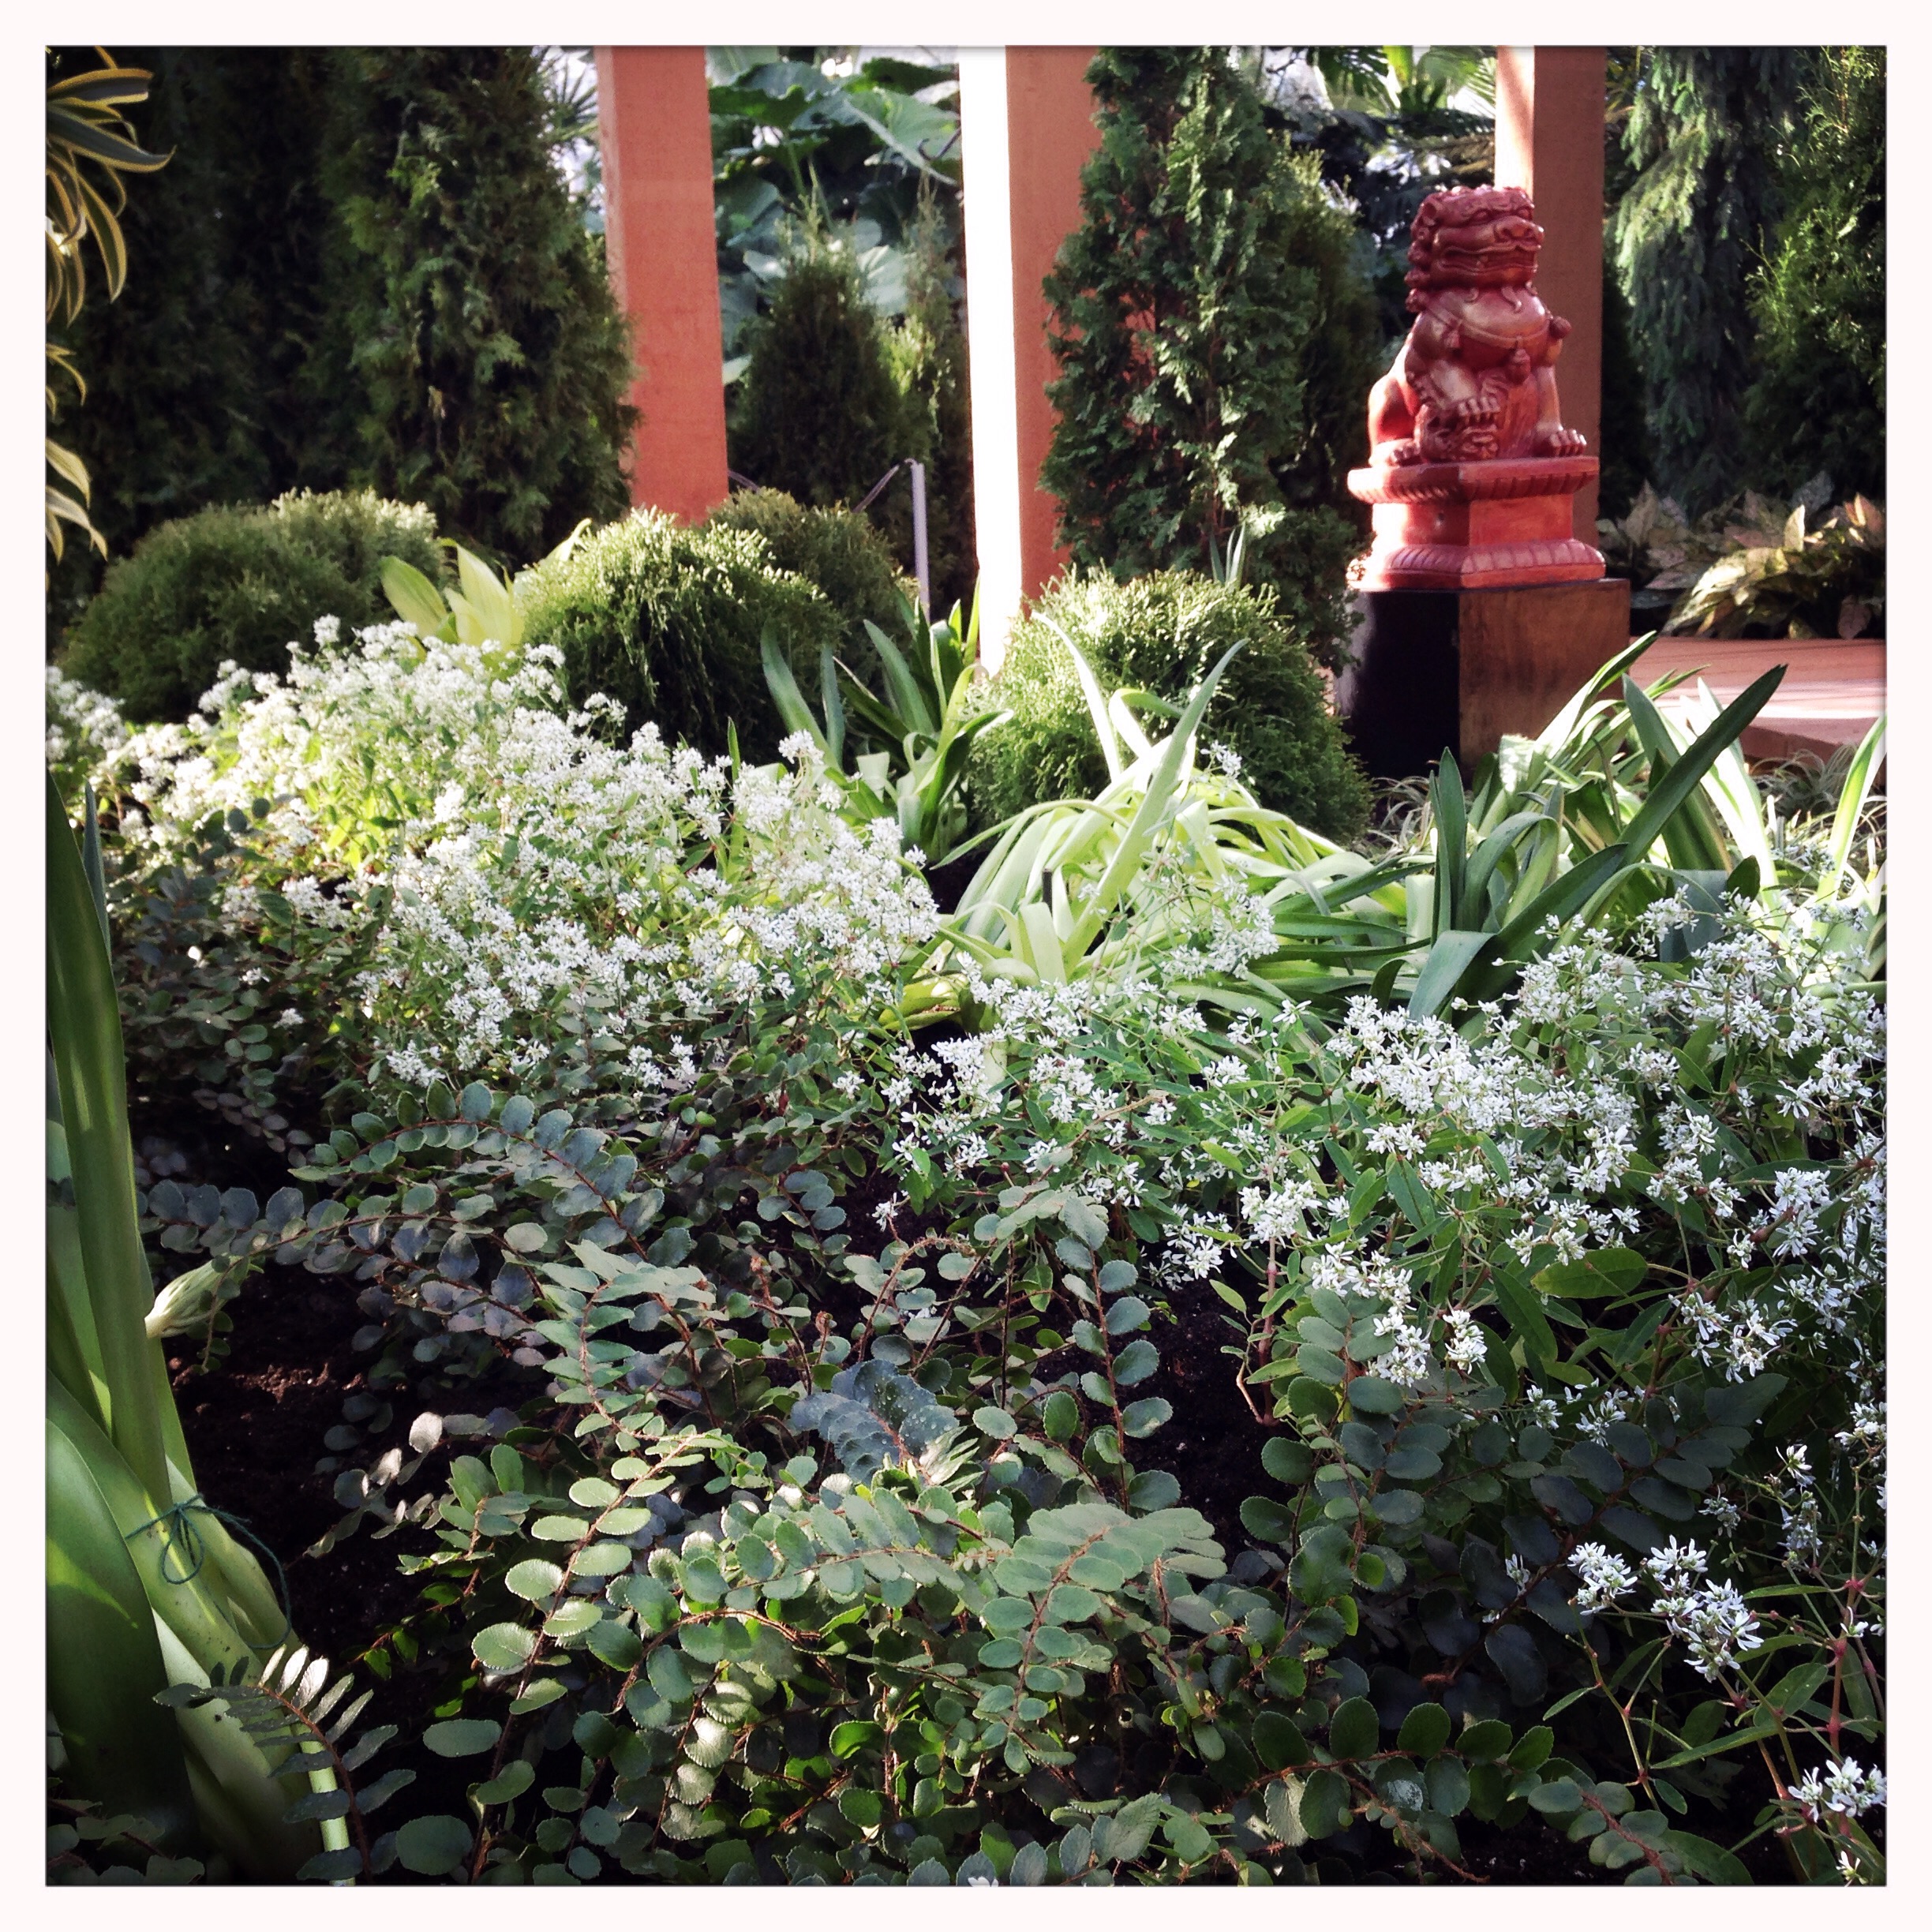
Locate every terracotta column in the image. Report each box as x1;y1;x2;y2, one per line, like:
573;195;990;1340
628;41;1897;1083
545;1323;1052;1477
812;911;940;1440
595;46;729;523
1006;50;1101;605
959;47;1098;665
1494;47;1606;538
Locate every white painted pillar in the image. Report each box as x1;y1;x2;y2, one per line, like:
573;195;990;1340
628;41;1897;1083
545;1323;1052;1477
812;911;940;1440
956;49;1022;671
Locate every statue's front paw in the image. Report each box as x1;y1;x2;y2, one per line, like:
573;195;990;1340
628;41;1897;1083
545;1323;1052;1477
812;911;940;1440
1380;439;1423;466
1540;427;1589;457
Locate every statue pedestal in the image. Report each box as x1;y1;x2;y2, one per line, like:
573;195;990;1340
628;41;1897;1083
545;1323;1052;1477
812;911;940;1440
1347;455;1604;591
1336;578;1633;779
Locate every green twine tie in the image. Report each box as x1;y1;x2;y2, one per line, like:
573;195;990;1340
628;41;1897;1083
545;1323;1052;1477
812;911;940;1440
124;1492;296;1652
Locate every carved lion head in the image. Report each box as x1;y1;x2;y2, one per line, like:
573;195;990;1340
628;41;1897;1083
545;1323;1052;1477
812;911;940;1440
1405;186;1544;310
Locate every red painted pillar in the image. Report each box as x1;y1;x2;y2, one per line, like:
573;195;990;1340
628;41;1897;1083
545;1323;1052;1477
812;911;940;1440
1005;49;1101;601
595;46;729;523
1495;47;1607;539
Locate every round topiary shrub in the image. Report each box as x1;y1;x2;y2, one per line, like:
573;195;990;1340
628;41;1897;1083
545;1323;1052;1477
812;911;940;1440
971;571;1370;841
516;510;843;763
702;489;915;646
59;488;443;723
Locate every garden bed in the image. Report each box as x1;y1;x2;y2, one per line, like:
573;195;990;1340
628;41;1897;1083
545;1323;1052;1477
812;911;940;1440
51;614;1885;1888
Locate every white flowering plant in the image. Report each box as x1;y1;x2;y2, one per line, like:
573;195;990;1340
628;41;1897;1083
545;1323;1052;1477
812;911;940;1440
47;664;129;806
138;863;1882;1884
870;875;1883;1882
64;617;944;1149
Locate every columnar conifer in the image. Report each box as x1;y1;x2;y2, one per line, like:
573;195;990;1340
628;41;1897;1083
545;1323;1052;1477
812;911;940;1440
1039;47;1380;672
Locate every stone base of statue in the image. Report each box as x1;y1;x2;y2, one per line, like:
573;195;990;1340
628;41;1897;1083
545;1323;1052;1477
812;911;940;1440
1336;576;1633;779
1346;455;1604;591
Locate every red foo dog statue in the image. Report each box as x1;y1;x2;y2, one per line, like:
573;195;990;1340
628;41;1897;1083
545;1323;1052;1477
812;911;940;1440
1348;185;1606;590
1370;185;1588;466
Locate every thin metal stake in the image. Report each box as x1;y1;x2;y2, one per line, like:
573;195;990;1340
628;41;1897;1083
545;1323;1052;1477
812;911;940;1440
909;459;930;617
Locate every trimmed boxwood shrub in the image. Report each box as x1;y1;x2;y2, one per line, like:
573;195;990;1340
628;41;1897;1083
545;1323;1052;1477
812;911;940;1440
517;511;842;763
58;488;442;723
971;571;1370;841
702;489;915;646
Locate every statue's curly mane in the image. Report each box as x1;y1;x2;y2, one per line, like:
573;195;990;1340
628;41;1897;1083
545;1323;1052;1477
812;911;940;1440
1405;186;1538;310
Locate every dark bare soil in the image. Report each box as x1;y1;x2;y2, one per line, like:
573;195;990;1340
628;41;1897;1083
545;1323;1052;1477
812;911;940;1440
1137;1288;1273;1554
168;1265;415;1668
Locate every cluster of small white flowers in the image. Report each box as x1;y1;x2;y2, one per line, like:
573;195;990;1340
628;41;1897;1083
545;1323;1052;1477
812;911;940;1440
1574;1389;1633;1446
1834;1398;1885;1461
1567;1541;1638;1613
46;664;128;776
118;623;567;869
1370;1270;1436;1386
1519;1384;1563;1432
1185;887;1279;978
1765;1166;1835;1257
1339;998;1518;1133
1515;943;1646;1032
1790;1758;1886;1825
1642;1538;1763;1680
1161;1214;1234;1286
1240;1174;1323;1245
1649;1103;1728;1212
111;620;939;1086
870;833;1879;1463
1439;1308;1490;1375
1676;1286;1796;1382
360;738;935;1078
1627;1045;1679;1088
1642;1536;1705;1592
1639;901;1884;1128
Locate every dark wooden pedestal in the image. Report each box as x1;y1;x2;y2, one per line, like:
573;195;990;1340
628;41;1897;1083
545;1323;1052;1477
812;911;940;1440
1335;576;1632;779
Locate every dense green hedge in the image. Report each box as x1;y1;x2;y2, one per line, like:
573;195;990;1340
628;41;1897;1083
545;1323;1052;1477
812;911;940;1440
314;48;635;563
971;571;1370;841
702;490;915;646
518;512;842;763
58;489;442;723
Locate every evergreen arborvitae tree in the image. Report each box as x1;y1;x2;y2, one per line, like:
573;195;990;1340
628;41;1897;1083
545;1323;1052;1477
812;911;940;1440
729;228;915;515
46;47;639;645
44;48;344;636
1612;48;1803;511
1742;47;1885;502
1039;47;1380;672
314;48;635;564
